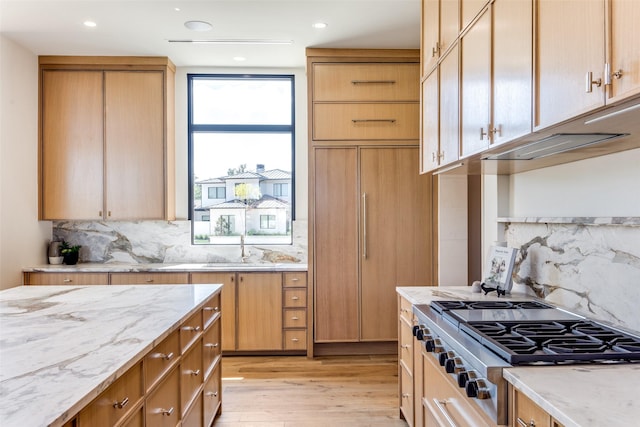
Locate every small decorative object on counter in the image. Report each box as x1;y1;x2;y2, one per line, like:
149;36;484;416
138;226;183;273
48;241;63;264
60;241;81;265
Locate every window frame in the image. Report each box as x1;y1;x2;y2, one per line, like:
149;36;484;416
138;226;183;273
187;73;296;244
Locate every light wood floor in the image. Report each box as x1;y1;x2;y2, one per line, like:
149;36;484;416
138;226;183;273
213;355;408;427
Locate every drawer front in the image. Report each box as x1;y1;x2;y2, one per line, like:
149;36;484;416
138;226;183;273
203;363;221;427
25;272;109;286
202;319;221;378
399;320;414;372
283;329;307;350
146;366;180;426
399;296;413;324
283;289;306;308
202;293;221;329
78;362;143;427
283;308;307;328
400;364;413;425
120;406;144;427
313;63;420;102
182;391;203;427
283;272;307;288
313;103;419;140
145;329;179;392
180;310;203;353
181;340;204;416
110;272;189;285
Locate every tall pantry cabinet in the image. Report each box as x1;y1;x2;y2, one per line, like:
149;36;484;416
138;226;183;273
307;49;434;352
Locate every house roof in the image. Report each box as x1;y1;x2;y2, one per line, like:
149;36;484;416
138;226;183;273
196;168;291;185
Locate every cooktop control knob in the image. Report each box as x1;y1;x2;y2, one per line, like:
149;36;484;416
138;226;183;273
445;356;463;373
425;337;441;352
466;380;478;398
457;371;468;388
416;327;431;341
475;379;491;400
439;351;455;367
412;325;421;336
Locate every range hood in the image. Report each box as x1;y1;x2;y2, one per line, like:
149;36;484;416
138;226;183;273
483;132;628;160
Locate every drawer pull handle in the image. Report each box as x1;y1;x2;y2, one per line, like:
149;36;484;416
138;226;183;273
351;80;396;85
63;278;72;283
205;342;219;348
352;119;397;123
182;326;201;332
291;296;300;300
188;369;201;376
145;278;154;283
152;352;174;360
113;397;129;409
291;316;299;320
291;277;300;281
401;344;410;349
516;418;536;427
291;338;299;342
206;391;219;398
203;306;220;312
160;407;174;416
433;399;458;427
402;393;410;398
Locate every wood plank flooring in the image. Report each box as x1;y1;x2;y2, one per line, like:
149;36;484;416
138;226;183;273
213;355;408;427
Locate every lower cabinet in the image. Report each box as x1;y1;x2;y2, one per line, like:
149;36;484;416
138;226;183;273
511;387;565;427
70;290;222;427
237;272;283;350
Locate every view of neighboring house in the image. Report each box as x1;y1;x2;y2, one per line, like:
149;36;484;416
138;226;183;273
194;164;291;243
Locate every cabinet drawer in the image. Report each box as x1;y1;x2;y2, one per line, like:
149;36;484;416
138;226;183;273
283;309;307;328
313;63;420;102
203;319;221;378
399;321;414;373
181;340;203;417
399;296;413;324
120;406;144;427
109;272;189;285
513;389;552;427
145;329;179;393
180;309;203;353
313;103;419;140
203;363;221;427
202;293;221;329
182;390;203;427
78;362;143;427
24;272;109;286
400;364;413;425
146;366;180;426
283;271;307;287
283;289;306;308
284;329;307;350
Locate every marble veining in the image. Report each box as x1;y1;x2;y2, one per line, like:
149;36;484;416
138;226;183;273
505;221;640;332
0;284;221;427
497;216;640;226
51;219;308;265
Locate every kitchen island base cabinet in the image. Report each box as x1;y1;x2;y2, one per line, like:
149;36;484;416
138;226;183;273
511;386;565;427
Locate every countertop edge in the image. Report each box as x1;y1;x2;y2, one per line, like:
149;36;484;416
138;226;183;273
23;262;308;273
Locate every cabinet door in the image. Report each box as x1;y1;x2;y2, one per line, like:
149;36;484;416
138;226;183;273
422;0;440;74
313;148;359;342
421;69;440;173
492;0;533;146
360;147;432;341
536;0;606;129
461;0;488;30
104;71;165;220
460;6;491;158
441;0;461;60
237;273;283;350
439;44;460;166
191;272;236;351
608;0;640;102
41;70;104;220
513;389;552;427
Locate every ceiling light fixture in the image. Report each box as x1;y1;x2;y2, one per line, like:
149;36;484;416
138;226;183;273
184;20;213;31
312;22;328;29
168;39;293;45
83;20;97;28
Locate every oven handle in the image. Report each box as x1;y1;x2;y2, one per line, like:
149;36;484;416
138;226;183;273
433;398;459;427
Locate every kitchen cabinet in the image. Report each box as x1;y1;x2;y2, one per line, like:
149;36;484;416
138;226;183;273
237;272;283;350
536;0;605;129
110;272;189;285
398;296;416;426
191;272;236;352
23;271;108;285
422;0;460;75
38;56;175;221
512;387;565;427
461;0;488;30
308;49;433;350
608;0;640;103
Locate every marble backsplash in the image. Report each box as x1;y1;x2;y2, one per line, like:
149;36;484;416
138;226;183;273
504;217;640;333
52;220;308;265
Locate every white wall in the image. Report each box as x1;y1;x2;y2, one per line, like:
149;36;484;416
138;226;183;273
174;66;308;221
0;36;52;289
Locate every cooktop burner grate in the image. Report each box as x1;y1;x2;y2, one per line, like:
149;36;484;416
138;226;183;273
430;299;554;314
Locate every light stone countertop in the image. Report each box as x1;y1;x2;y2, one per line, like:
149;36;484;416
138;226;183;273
0;284;222;427
23;262;308;273
397;286;640;427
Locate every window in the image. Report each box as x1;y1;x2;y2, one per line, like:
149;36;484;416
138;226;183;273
188;74;295;245
208;187;225;199
260;215;276;229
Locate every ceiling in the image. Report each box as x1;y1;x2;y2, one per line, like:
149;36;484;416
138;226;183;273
0;0;421;68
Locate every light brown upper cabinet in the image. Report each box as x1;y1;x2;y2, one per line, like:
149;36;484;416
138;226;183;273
460;0;532;157
608;0;640;103
39;56;175;220
422;0;460;76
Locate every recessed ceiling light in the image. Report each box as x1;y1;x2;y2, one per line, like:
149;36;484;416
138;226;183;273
233;56;247;62
174;7;181;12
312;22;328;29
184;20;213;31
83;20;97;28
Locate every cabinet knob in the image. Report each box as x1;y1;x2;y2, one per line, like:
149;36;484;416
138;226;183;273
182;325;201;332
113;397;129;409
206;391;219;398
188;369;201;376
160;407;174;416
151;352;174;361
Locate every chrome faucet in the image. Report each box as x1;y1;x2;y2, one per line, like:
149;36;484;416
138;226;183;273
240;235;246;260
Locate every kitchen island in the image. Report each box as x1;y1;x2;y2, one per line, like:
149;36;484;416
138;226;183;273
397;286;640;427
0;283;223;427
